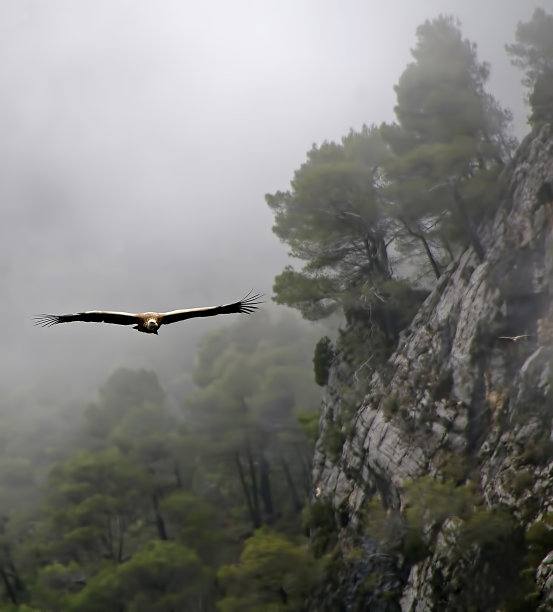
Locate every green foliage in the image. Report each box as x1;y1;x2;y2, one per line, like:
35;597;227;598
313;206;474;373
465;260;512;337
313;336;334;386
438;453;469;485
217;526;321;611
301;499;337;558
296;411;319;445
33;561;85;610
382;397;399;422
457;507;518;554
399;474;525;604
529;70;553;124
525;513;553;569
402;526;430;565
507;8;553;123
2;325;320;610
159;490;220;564
352;280;426;346
403;476;479;534
392;16;514;154
363;476;527;609
368;478;499;565
0;279;331;609
520;433;553;466
85;368;165;441
45;448;152;564
184;310;320;531
321;425;345;462
363;495;402;550
511;468;534;495
68;540;208;612
267;125;394;320
272;268;339;321
330;280;427;391
383;15;515;267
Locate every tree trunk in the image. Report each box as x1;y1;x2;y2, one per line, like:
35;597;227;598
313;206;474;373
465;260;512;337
364;234;392;280
245;439;261;526
104;514;115;561
280;454;303;512
0;567;17;604
152;493;169;541
419;234;441;279
399;218;441;279
453;183;485;262
1;544;24;598
234;450;261;529
116;516;125;563
258;456;274;516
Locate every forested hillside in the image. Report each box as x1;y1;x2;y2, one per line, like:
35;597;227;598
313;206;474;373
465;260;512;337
2;7;552;612
0;311;324;610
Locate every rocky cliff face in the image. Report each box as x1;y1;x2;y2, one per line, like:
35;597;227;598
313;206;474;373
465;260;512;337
312;124;553;610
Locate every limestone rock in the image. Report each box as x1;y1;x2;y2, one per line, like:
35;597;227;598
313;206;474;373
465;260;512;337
312;124;553;609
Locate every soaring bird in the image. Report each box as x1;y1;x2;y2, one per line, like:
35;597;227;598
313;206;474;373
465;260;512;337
34;292;263;335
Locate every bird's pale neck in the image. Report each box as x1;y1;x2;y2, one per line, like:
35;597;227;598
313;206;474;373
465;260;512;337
145;318;159;331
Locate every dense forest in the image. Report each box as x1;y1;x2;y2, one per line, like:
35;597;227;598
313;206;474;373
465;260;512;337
2;8;553;611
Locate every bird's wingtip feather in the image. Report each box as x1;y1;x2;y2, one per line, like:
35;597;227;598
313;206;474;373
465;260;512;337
33;314;60;327
238;291;265;314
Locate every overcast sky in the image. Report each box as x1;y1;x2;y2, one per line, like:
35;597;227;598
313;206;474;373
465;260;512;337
0;0;541;398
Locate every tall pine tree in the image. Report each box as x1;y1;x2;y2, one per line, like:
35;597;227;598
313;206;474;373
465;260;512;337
506;7;553;125
382;16;516;270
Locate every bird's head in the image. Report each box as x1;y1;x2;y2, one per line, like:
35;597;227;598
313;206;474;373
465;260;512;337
145;318;159;333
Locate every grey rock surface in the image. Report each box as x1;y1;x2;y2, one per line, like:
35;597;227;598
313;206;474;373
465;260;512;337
312;124;553;609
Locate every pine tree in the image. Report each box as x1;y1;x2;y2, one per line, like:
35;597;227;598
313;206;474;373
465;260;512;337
267;125;394;319
506;7;553;124
383;16;516;268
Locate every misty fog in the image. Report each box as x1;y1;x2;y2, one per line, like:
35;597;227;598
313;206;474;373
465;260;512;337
0;0;538;402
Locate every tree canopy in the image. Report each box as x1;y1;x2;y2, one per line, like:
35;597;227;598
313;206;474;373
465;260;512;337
507;7;553;124
184;310;321;531
267;125;393;320
267;15;517;338
382;15;516;269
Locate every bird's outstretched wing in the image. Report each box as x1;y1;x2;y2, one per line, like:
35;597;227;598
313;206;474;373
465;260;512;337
34;311;139;327
160;292;264;325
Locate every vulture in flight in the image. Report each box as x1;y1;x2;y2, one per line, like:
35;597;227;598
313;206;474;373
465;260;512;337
34;292;263;335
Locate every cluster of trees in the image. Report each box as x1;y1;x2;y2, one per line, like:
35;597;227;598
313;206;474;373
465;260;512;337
269;17;511;323
0;311;326;610
268;11;553;370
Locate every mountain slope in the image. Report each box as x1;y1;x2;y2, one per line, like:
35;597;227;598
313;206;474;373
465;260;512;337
312;124;553;610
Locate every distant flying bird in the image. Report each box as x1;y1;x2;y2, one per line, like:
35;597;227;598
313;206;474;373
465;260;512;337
34;292;263;335
499;334;532;342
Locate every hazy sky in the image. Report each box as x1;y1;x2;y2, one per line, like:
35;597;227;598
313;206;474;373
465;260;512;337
0;0;541;396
